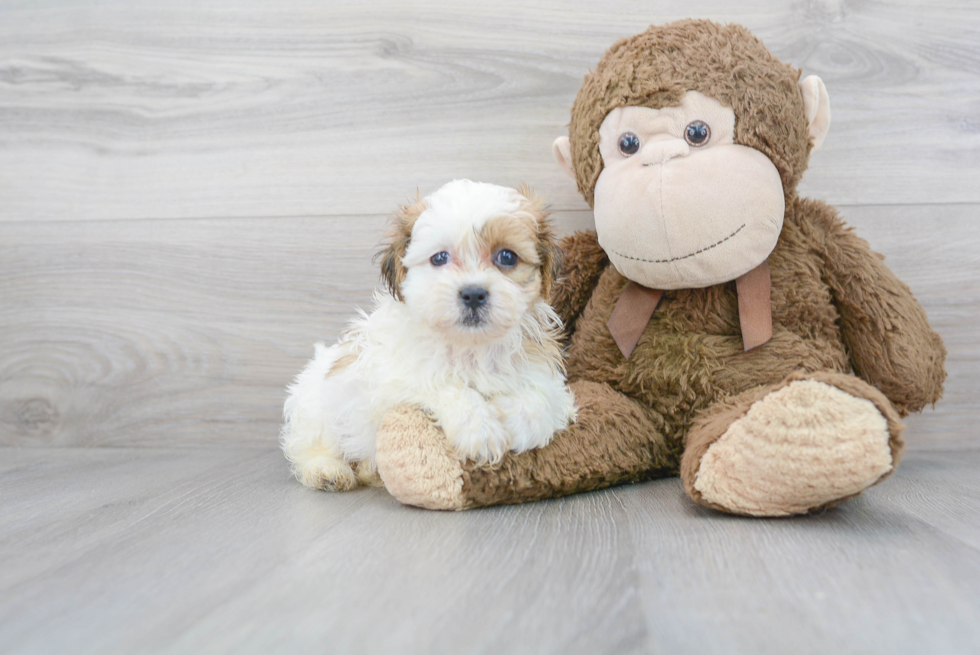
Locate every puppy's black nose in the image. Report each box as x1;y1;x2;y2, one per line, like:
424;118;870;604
459;286;489;310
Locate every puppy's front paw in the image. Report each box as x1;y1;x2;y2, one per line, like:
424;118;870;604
429;391;510;465
492;395;557;452
447;410;512;465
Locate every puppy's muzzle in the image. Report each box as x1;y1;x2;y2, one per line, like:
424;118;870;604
459;286;489;311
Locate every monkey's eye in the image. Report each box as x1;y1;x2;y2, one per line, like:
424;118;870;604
618;132;641;157
494;249;519;268
430;251;450;266
684;121;711;147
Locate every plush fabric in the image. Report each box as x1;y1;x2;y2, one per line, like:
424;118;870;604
456;195;939;511
375;405;466;510
460;379;679;508
375;19;946;516
593;95;786;290
569;20;812;207
681;369;906;515
689;377;898;516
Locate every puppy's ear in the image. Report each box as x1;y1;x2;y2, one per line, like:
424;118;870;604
376;193;426;301
536;222;562;301
517;184;562;301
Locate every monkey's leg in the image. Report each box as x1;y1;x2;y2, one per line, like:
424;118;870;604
375;380;677;510
681;370;905;517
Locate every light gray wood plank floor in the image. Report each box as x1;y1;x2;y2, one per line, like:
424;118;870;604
2;447;979;654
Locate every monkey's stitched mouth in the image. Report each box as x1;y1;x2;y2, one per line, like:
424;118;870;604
610;223;745;264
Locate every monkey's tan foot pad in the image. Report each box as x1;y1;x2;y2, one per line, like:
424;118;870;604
693;380;895;517
375;405;466;510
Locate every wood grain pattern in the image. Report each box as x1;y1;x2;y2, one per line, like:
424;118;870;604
1;205;975;448
1;447;978;654
1;0;979;221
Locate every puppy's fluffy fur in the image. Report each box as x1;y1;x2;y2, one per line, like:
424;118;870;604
281;180;577;491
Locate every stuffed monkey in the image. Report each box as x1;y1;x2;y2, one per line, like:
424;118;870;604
374;19;946;516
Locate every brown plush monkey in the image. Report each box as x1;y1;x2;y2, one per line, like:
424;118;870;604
374;19;946;516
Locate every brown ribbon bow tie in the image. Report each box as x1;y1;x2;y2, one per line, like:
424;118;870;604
607;261;773;359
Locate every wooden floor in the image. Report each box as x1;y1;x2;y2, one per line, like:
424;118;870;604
2;1;979;653
1;447;979;654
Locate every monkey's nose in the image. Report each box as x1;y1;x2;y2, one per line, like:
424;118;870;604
459;286;489;310
641;139;690;165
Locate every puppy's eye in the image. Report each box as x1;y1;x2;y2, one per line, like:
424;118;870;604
618;132;641;156
494;249;518;268
684;121;711;147
430;251;450;266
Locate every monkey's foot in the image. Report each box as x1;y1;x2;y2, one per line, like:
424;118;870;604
682;372;904;517
375;405;466;510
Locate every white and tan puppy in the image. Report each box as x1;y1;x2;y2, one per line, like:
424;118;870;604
281;179;577;491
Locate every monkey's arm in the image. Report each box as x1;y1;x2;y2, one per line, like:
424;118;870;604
809;199;946;415
375;380;676;509
549;230;608;337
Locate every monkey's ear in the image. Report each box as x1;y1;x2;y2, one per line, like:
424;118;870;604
376;196;425;301
552;136;577;180
800;75;831;153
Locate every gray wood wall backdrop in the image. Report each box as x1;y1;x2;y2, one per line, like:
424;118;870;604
1;0;978;450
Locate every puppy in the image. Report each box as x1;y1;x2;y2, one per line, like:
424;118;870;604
281;179;577;491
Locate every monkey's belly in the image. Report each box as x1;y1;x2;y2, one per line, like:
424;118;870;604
564;269;849;439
